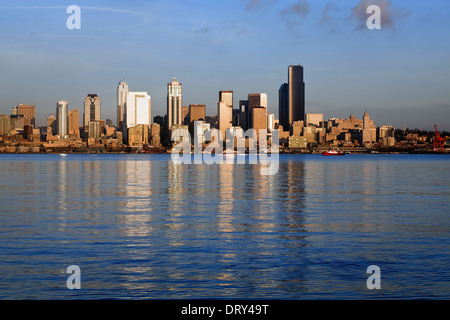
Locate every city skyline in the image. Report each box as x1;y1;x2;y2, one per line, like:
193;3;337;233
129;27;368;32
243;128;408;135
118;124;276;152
0;0;449;130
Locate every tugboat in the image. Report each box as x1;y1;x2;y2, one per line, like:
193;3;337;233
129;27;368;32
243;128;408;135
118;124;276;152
322;149;345;156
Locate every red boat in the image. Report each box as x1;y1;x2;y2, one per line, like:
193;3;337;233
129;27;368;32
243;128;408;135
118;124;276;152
322;149;345;156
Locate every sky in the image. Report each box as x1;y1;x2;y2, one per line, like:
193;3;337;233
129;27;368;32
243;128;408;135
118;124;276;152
0;0;449;130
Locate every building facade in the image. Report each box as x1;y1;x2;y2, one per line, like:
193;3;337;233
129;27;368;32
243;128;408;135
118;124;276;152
0;115;11;135
84;94;101;133
117;81;129;129
125;92;151;128
279;83;289;131
218;101;232;139
306;113;323;127
68;109;80;136
56;100;69;138
288;65;305;124
248;93;267;110
167;77;182;131
17;104;36;127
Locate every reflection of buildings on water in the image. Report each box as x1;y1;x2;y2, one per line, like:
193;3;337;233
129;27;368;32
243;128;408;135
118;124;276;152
217;163;236;237
120;160;153;238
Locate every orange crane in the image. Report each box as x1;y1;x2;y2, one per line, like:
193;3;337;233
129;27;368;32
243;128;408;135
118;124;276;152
433;124;445;152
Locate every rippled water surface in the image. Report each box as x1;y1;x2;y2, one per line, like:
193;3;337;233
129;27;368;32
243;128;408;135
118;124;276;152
0;154;449;299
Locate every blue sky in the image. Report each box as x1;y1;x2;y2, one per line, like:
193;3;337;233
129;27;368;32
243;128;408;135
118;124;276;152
0;0;449;130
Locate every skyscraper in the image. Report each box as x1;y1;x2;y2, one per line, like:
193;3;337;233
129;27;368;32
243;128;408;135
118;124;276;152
17;104;36;127
83;94;101;133
278;83;289;130
250;106;267;138
288;65;305;124
219;91;233;123
218;101;232;138
68;109;80;136
167;77;182;131
248;93;267;110
125;92;151;128
0;114;11;135
189;104;206;123
117;82;129;129
56;100;68;138
239;100;249;131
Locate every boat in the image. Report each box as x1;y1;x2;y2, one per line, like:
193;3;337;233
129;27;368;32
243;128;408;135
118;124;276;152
322;149;345;156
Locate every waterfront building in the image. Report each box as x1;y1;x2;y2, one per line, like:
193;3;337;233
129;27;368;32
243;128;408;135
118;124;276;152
378;125;395;146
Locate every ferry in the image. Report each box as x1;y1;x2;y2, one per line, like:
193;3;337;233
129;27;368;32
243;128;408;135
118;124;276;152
322;149;345;156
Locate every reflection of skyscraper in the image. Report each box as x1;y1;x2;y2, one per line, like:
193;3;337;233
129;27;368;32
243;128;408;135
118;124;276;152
117;82;129;129
167;77;182;131
288;65;305;124
56;100;68;138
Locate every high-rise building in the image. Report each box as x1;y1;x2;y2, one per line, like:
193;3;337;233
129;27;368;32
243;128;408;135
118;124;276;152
219;91;233;122
189;104;206;136
248;93;267;110
218;101;232;139
181;106;189;125
362;111;376;144
68;109;80;136
83;94;101;133
189;104;206;123
251;106;267;138
117;82;129;129
0;115;11;135
239;100;249;131
17;104;36;127
279;83;289;130
10;115;24;132
125;92;151;128
167;77;182;131
288;65;305;124
56;100;69;138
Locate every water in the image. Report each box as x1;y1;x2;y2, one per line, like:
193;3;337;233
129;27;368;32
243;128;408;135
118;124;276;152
0;153;449;299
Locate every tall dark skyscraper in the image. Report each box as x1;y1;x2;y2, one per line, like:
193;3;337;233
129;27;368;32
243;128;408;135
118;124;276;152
279;83;289;130
288;65;305;124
